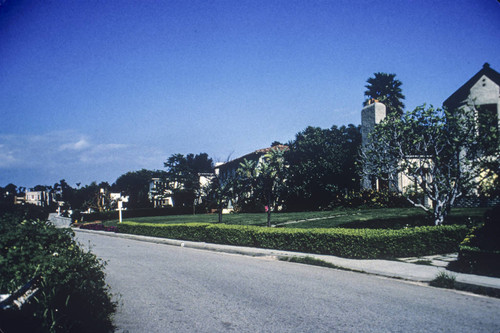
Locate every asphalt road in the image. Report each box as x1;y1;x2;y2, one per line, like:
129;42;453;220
75;231;500;333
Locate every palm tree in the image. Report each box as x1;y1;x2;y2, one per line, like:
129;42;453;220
363;72;405;118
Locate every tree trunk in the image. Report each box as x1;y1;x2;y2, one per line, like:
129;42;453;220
433;200;446;226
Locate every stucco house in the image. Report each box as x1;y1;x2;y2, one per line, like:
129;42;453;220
214;145;288;180
148;177;175;208
443;63;500;121
24;190;55;207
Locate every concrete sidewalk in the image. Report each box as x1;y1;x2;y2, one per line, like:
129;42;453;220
74;228;500;294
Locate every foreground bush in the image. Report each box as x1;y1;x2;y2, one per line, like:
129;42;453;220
0;214;116;332
448;206;500;277
118;222;468;259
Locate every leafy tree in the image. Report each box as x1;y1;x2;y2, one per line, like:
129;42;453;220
53;179;74;213
234;159;260;212
78;182;111;212
364;72;405;118
62;181;110;212
0;183;17;201
284;124;361;211
206;172;235;223
361;104;499;225
3;183;17;196
32;185;50;191
163;153;213;208
113;169;166;209
0;184;18;211
236;148;287;226
271;141;282;147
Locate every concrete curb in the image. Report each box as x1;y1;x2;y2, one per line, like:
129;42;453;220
74;228;500;294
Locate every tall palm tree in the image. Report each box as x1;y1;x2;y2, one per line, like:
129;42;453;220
363;72;405;118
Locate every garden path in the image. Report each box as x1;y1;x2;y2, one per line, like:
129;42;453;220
272;212;362;227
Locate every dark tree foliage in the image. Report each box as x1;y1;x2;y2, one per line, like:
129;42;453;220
113;169;166;209
235;148;287;226
163;153;214;207
32;184;50;191
0;183;17;207
284;124;361;211
361;104;499;225
271;141;282;147
364;72;405;118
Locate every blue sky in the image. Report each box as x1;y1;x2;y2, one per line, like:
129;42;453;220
1;0;499;189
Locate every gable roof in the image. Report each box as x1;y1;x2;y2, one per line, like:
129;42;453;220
443;63;500;109
214;145;289;172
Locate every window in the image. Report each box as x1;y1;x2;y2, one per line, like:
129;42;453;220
478;104;499;154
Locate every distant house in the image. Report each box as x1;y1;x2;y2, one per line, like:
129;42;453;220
214;145;289;180
149;177;174;208
443;63;500;141
109;192;129;210
197;173;215;204
14;194;25;205
24;190;55;207
148;173;215;208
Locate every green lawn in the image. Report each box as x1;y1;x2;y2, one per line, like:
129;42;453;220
287;207;486;228
104;207;487;229
104;209;351;227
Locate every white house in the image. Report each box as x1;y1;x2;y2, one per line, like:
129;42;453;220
148;173;215;208
24;190;55;207
149;177;174;208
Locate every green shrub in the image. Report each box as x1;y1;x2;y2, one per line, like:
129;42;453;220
0;214;116;333
0;203;53;221
280;256;343;269
448;206;500;277
329;189;412;209
117;222;468;259
430;271;456;289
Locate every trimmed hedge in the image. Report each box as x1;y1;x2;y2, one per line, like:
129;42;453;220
117;222;468;259
448;206;500;277
449;246;500;277
80;223;118;232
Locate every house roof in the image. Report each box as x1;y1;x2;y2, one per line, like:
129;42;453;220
214;145;289;171
443;63;500;108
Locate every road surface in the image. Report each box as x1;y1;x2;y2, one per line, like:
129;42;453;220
75;231;500;333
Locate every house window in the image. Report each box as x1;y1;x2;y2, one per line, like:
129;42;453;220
378;173;389;191
478;104;499;153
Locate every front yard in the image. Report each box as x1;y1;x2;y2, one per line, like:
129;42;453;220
102;207;487;229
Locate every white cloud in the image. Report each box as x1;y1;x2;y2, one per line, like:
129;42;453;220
0;143;18;167
59;138;90;151
0;131;166;187
78;143;129;163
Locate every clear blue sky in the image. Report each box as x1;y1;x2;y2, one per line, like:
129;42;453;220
1;0;499;189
